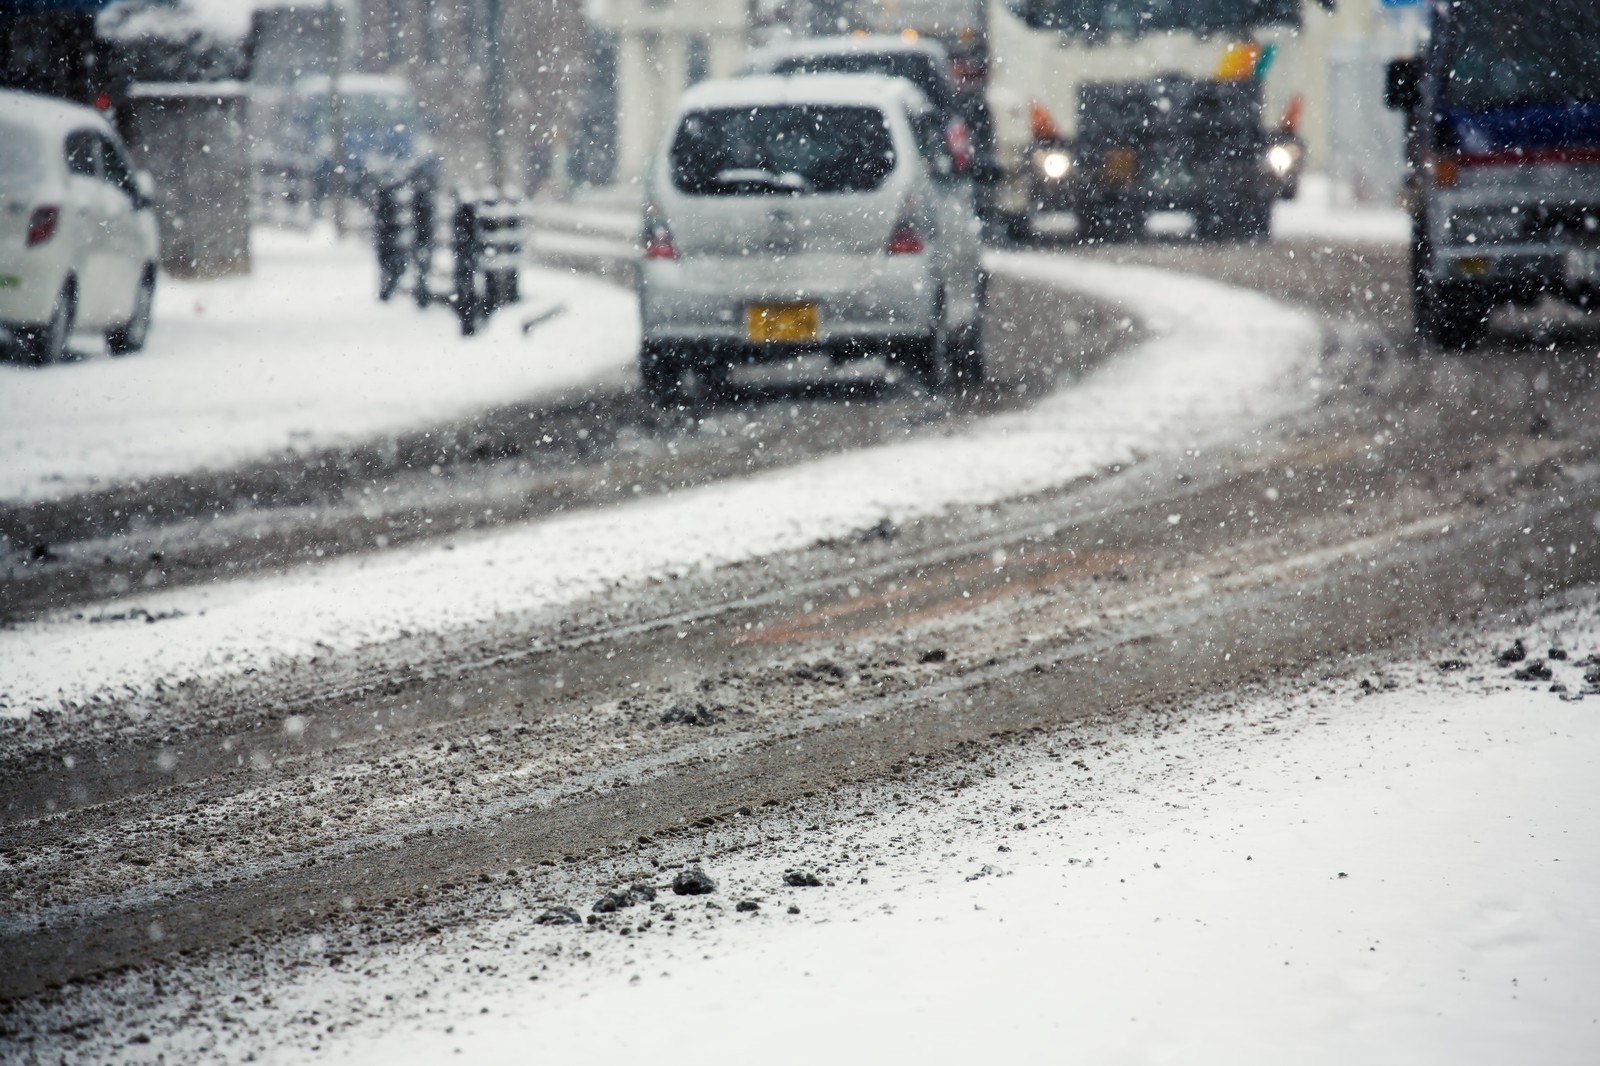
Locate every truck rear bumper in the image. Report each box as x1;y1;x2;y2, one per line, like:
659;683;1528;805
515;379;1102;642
1427;244;1593;303
1029;183;1279;216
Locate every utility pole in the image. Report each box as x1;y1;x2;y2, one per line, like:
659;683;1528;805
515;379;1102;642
484;0;507;191
327;0;348;236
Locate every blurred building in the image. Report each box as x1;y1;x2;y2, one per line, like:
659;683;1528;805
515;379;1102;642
351;0;590;191
584;0;748;186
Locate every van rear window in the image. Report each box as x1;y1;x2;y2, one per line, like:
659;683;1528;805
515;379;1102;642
670;105;895;196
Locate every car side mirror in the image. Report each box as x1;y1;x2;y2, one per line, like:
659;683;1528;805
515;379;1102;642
133;170;156;210
1385;57;1421;111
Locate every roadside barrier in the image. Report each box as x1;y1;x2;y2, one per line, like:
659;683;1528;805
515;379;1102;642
375;174;527;336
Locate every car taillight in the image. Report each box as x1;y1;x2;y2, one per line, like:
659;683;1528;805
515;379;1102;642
26;205;59;247
946;119;974;174
887;220;925;256
642;214;677;260
949;57;987;88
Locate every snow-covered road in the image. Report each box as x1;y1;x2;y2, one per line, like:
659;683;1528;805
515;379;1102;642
1;251;1321;717
325;614;1600;1066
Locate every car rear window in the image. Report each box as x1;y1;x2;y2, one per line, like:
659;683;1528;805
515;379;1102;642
670;105;895;196
0;118;44;188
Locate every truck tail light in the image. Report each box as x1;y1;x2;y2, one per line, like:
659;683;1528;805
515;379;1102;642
1428;156;1458;189
945;118;974;173
1028;101;1062;142
26;205;59;247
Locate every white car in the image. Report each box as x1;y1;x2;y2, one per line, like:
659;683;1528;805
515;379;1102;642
0;89;160;365
639;74;985;403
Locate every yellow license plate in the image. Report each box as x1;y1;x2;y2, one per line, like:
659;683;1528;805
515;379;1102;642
746;303;818;343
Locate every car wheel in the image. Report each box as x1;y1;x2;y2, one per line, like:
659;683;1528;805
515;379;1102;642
1194;208;1231;243
641;345;680;406
642;344;729;407
1242;201;1273;242
907;292;954;395
950;275;987;390
1420;280;1493;350
20;280;75;366
108;270;156;355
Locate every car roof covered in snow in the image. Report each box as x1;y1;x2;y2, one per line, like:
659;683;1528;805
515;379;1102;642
674;73;931;119
0;88;114;144
741;34;951;74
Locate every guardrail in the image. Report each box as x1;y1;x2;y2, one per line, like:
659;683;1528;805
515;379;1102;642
374;174;526;336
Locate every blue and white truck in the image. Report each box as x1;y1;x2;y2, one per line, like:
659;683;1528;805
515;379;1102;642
1387;0;1600;347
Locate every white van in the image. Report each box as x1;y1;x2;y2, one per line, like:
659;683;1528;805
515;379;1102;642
638;74;985;403
0;90;160;364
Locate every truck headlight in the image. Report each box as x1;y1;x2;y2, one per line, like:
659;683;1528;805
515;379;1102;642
1034;149;1072;181
1266;143;1299;178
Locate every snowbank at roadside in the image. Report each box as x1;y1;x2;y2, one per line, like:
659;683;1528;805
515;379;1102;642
0;254;1322;716
317;608;1600;1065
0;227;639;504
1273;173;1410;246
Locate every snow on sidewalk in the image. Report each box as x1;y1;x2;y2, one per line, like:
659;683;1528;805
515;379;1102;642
322;615;1600;1066
0;254;1322;717
0;227;639;504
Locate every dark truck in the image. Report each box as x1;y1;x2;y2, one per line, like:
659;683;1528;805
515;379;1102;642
1028;73;1302;243
1386;0;1600;348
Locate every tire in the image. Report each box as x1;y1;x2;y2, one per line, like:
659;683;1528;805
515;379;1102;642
19;280;75;366
1080;207;1137;246
642;344;729;407
950;273;987;389
641;344;680;406
1410;223;1495;348
1419;280;1493;349
108;270;156;355
1002;211;1034;246
1237;201;1272;243
906;292;954;394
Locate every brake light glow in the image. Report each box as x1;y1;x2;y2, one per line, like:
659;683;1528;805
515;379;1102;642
643;221;677;260
949;56;987;87
946;119;974;173
26;206;59;247
887;220;925;256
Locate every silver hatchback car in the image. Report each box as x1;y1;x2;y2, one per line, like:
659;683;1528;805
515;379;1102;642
639;74;985;404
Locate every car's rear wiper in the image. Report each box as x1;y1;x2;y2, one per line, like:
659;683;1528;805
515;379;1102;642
711;168;812;193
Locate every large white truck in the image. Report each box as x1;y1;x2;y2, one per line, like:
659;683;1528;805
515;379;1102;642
988;0;1317;237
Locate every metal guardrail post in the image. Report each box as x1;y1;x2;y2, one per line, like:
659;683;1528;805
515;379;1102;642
453;197;482;336
371;179;524;335
374;181;407;301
